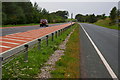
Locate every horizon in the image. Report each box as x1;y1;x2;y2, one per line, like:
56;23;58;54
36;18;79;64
36;2;118;18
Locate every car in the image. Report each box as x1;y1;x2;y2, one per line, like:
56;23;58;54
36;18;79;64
40;19;48;27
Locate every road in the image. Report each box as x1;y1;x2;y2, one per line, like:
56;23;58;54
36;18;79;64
1;23;66;36
79;23;119;78
0;23;73;60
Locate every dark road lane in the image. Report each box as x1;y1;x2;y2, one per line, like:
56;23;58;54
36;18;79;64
1;23;66;36
79;23;119;78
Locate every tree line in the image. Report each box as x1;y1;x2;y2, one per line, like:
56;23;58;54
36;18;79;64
75;7;120;25
2;2;69;25
75;13;106;23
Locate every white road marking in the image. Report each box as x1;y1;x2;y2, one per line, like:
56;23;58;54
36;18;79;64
2;38;27;42
5;36;32;40
0;41;19;45
80;23;118;80
0;45;11;48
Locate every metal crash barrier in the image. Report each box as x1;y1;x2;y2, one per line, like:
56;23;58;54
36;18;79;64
0;22;75;79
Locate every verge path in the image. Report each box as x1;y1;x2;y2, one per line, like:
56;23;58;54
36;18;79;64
37;27;75;78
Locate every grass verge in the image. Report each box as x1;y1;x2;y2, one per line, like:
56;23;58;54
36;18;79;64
2;24;76;79
94;18;119;30
51;23;80;78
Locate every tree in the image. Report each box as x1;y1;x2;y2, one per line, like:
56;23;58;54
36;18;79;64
16;2;34;23
32;2;41;23
75;14;97;23
2;2;67;25
110;7;117;24
75;14;85;22
89;14;97;23
42;8;49;15
117;10;120;17
1;4;7;25
101;14;106;19
55;11;69;19
2;2;26;24
15;6;26;24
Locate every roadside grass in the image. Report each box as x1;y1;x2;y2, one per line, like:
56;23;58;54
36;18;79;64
51;23;80;78
2;24;76;78
94;18;119;30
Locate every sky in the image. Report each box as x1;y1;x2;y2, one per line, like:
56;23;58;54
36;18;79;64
30;0;119;2
30;0;119;18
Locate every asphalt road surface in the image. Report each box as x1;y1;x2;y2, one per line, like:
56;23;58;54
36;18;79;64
1;23;66;36
79;23;119;79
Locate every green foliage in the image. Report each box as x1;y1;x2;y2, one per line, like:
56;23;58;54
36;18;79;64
94;18;119;30
110;7;117;24
67;19;77;22
49;14;65;23
55;11;69;19
75;14;98;23
118;10;120;17
2;12;7;25
110;7;117;20
88;14;97;23
2;2;68;25
75;14;85;22
48;10;69;23
51;24;80;78
96;14;106;20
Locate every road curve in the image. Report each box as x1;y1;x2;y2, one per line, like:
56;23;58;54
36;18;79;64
79;23;119;79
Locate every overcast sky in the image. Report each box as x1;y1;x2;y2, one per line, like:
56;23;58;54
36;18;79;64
30;0;119;18
30;0;119;2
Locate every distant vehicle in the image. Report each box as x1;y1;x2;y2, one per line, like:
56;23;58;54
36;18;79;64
40;19;48;27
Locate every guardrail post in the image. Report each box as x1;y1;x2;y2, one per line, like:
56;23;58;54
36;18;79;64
61;29;63;35
38;39;41;50
60;29;62;35
24;44;29;62
60;30;61;35
58;30;60;36
65;27;67;31
63;28;64;33
0;55;3;80
46;35;49;46
52;33;54;41
55;31;57;38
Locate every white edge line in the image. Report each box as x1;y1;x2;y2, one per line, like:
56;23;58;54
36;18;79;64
0;35;46;55
80;23;118;80
0;24;72;56
0;41;20;45
0;45;11;48
5;36;32;40
2;38;27;42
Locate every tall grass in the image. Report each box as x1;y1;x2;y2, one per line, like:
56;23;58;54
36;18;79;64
94;18;119;30
51;23;80;78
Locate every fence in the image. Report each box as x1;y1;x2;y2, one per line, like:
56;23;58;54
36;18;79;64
0;23;75;79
